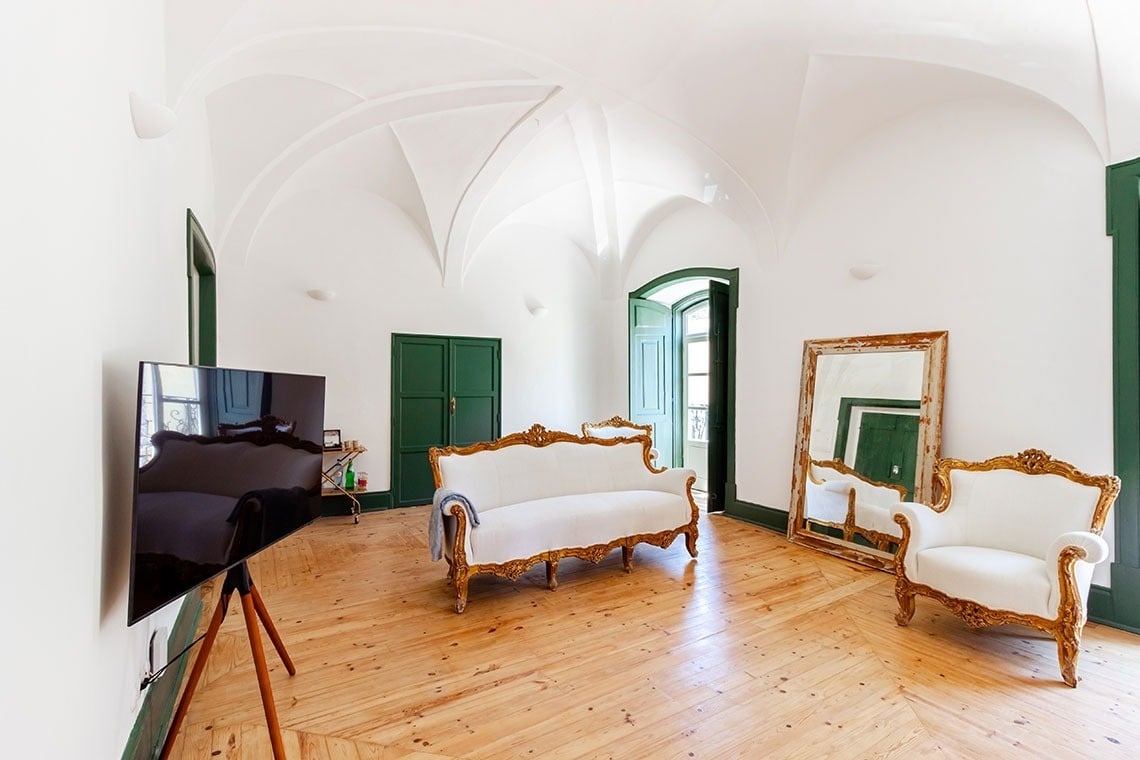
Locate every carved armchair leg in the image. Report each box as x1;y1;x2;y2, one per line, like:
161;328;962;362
685;529;698;558
445;556;455;581
894;582;916;626
454;574;469;614
1056;622;1082;688
621;546;634;573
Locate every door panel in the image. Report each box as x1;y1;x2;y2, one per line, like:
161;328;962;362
451;339;500;446
392;337;449;506
629;298;674;466
707;280;729;512
392;335;501;506
853;412;920;499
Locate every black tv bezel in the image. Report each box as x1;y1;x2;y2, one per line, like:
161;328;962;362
126;360;325;626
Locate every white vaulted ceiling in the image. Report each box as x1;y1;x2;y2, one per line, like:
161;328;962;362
166;0;1140;284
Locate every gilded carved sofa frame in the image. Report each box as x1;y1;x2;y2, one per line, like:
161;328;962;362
892;449;1120;687
428;424;699;613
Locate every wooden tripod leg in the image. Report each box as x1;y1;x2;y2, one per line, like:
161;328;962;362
249;584;296;675
159;593;229;760
240;590;287;760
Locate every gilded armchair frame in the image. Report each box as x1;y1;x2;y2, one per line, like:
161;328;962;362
893;449;1120;687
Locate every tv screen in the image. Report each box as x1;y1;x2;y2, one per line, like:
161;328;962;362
127;361;326;625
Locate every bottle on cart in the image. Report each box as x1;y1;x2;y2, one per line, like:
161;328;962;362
344;459;356;491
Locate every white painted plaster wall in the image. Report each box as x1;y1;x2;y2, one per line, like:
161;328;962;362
0;2;212;756
624;95;1115;582
220;191;608;493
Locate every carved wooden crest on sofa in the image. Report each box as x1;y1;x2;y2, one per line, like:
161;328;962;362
890;449;1120;687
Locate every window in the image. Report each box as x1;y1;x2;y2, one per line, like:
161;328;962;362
138;364;204;465
683;301;709;443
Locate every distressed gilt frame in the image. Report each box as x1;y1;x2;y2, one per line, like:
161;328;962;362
581;415;654;439
788;331;948;571
428;424;699;613
893;449;1121;687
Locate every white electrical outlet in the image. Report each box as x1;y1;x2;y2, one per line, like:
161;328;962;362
149;626;169;675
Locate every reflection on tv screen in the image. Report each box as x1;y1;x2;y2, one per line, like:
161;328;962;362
128;362;325;625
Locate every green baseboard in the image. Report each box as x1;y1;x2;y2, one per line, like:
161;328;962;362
722;498;789;534
1088;563;1140;634
121;594;204;760
321;490;393;517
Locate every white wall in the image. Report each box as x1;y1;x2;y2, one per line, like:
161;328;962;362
221;191;609;493
623;94;1115;583
0;2;204;757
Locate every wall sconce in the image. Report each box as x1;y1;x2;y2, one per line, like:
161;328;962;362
129;92;177;139
524;295;548;318
848;262;883;280
306;288;336;302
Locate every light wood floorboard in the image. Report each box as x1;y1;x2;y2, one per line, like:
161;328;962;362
167;507;1140;758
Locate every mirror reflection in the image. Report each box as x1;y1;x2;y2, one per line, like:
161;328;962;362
789;332;948;569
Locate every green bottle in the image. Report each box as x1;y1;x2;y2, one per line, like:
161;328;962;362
344;459;355;491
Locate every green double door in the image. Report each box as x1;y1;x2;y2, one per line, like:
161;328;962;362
391;334;501;506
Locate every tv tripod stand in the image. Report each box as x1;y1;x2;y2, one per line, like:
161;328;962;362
160;562;294;760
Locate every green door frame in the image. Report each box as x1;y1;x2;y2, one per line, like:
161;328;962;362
672;290;710;466
1090;157;1140;633
186;209;216;367
630;267;768;523
832;397;921;461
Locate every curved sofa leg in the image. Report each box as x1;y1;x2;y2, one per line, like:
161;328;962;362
685;529;698;558
621;546;634;573
454;574;469;614
1057;622;1082;688
546;560;559;591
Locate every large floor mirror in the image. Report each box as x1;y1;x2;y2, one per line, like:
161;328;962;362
788;331;948;570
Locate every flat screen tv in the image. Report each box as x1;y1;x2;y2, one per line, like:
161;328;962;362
127;361;326;625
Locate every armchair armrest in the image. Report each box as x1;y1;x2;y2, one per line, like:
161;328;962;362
1044;531;1109;615
1047;531;1109;567
805;479;852;524
892;502;964;578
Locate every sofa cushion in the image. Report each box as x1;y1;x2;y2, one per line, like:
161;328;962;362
469;489;691;566
914;545;1053;620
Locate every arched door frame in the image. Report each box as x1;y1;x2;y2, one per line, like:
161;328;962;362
630;267;743;515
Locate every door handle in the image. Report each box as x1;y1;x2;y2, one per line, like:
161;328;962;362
450;397;456;415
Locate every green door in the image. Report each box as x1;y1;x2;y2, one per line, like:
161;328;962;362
853;412;920;499
706;281;729;512
629;298;674;466
391;334;501;506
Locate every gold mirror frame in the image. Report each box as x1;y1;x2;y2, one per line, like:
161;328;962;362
787;331;948;570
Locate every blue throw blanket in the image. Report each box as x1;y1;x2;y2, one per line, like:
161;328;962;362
429;488;479;562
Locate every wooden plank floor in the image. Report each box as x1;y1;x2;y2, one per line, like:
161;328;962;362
168;507;1140;758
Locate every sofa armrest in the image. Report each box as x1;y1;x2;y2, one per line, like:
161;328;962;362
645;466;697;496
892;502;964;578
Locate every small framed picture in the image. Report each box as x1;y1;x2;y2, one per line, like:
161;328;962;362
323;429;342;450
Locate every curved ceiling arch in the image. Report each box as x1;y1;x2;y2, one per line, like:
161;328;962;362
216;78;552;267
782;56;1104;244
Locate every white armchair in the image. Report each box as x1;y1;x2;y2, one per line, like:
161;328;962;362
891;449;1119;687
805;459;907;550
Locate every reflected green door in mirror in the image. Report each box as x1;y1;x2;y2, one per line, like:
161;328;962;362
854;413;919;500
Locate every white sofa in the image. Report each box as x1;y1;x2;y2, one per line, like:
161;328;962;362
804;459;906;550
891;449;1120;687
429;424;699;612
